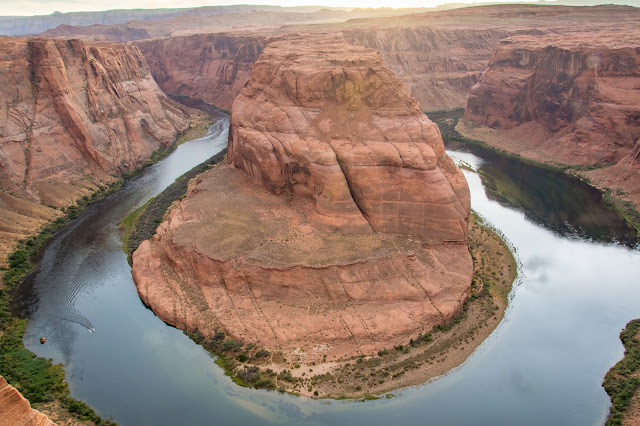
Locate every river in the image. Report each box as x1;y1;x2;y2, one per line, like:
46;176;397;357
16;113;640;425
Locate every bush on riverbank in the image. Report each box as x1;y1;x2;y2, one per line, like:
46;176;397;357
123;149;227;263
0;183;121;425
603;319;640;425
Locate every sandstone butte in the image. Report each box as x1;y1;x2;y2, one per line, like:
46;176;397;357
462;31;640;209
0;376;54;426
132;35;472;362
0;36;191;264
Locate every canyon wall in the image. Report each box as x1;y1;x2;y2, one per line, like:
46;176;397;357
132;36;472;361
462;32;640;207
132;5;640;114
0;376;54;426
135;34;269;111
134;27;511;114
0;37;190;263
341;27;514;111
227;35;470;240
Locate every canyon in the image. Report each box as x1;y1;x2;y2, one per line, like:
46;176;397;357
121;6;636;113
132;35;473;363
461;31;640;212
0;37;192;264
0;1;638;420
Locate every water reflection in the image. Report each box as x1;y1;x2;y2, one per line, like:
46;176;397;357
15;112;640;425
446;139;638;247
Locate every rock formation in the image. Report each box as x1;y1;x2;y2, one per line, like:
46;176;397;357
130;5;640;116
341;27;514;112
132;36;472;361
134;27;514;113
0;37;190;263
462;31;640;207
135;34;269;111
227;35;470;240
0;376;54;426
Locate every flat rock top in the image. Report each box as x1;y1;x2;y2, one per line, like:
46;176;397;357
500;31;640;50
171;165;420;267
241;34;423;116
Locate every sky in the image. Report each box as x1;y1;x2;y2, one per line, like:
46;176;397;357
0;0;552;17
1;0;638;16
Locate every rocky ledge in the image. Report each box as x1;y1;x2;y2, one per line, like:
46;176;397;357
0;37;191;263
132;35;472;362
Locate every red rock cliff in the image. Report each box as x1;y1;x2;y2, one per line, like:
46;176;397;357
228;35;470;240
135;34;269;111
465;33;640;166
341;27;514;112
132;36;472;361
0;37;190;262
0;376;54;426
462;32;640;207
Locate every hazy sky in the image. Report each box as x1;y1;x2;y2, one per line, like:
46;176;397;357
0;0;562;17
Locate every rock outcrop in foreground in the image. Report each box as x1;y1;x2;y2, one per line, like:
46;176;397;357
0;376;54;426
132;36;472;361
462;31;640;208
0;37;190;263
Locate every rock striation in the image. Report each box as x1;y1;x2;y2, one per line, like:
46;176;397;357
135;34;269;111
0;37;190;263
131;5;640;116
341;27;514;112
132;36;472;361
462;31;640;207
0;376;54;426
228;36;470;240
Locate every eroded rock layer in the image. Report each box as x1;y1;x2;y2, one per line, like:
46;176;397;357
135;34;269;111
463;32;640;206
0;376;54;426
131;5;640;115
0;37;190;262
132;36;472;360
228;36;470;241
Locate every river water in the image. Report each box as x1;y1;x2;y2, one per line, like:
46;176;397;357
17;114;640;425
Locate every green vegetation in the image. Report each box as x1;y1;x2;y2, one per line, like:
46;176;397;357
121;114;215;182
121;198;153;251
603;319;640;426
434;111;640;240
0;183;120;425
603;190;640;234
304;212;517;400
423;107;464;119
188;330;279;391
121;144;176;180
434;112;566;173
0;111;218;422
123;149;227;262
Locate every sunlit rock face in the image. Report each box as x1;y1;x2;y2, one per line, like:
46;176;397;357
228;35;471;241
0;376;54;426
